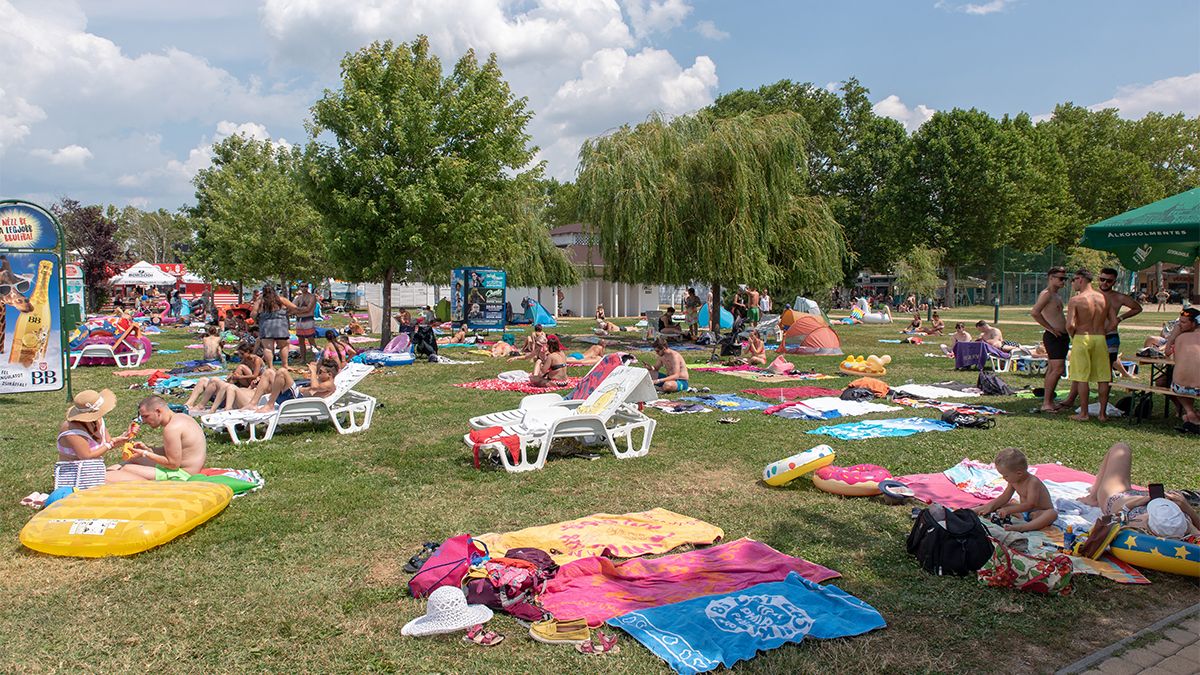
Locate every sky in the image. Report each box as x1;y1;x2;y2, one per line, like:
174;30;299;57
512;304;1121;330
0;0;1197;212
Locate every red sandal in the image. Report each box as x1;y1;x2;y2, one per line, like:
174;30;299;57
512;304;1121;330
576;630;619;655
462;624;504;647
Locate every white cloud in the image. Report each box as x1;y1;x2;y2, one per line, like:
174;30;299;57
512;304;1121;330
119;121;290;192
30;144;93;167
873;94;936;132
623;0;692;38
935;0;1014;15
1090;72;1200;119
0;87;45;152
695;20;729;41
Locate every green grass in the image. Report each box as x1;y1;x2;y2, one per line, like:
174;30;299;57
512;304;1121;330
0;308;1196;673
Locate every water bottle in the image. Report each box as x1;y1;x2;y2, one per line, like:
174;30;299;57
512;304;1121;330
1063;525;1076;553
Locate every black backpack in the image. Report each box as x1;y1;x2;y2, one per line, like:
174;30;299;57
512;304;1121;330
906;505;994;576
941;409;996;429
976;369;1014;396
413;325;438;356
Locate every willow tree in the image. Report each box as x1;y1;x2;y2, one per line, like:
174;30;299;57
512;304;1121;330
575;112;849;332
304;37;574;346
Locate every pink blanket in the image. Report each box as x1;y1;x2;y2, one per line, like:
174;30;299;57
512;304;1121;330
539;538;839;627
741;386;842;400
691;364;761;372
453;377;582;394
898;463;1101;508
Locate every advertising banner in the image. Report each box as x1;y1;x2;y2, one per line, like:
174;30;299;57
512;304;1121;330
0;252;65;393
461;267;506;330
450;268;465;323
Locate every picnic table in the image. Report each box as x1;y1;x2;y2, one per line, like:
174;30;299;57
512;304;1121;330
1113;356;1188;422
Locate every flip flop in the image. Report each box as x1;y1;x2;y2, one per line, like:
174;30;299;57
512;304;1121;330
877;480;917;505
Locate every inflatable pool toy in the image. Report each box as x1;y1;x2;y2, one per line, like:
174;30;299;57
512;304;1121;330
853;298;892;324
353;350;415;366
1106;528;1199;578
762;445;835;487
69;316;154;366
19;482;232;557
812;464;893;497
42;486;77;509
838;354;890;376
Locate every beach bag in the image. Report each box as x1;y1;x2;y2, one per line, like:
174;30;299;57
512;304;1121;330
941;409;996;429
976;370;1014;396
413;325;438;357
408;534;488;598
767;355;793;374
840;387;875;402
978;542;1074;595
907;505;994;576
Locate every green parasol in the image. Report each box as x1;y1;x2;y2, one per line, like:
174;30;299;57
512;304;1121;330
1079;188;1200;270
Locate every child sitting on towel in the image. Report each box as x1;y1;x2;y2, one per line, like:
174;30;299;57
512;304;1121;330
973;448;1058;532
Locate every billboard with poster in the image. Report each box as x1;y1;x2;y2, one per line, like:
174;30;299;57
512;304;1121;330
0;201;68;394
456;267;506;330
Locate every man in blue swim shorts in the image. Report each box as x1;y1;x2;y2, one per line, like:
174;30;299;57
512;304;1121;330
1098;267;1142;374
649;336;690;392
1165;307;1200;432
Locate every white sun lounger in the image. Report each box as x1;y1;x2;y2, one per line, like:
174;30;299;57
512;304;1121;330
70;344;146;369
464;365;658;473
468;353;636;430
200;363;376;444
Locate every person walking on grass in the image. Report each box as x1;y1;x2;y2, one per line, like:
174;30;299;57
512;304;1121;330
1066;269;1111;422
1031;266;1070;413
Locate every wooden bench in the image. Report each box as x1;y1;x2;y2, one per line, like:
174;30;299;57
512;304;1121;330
1112;382;1200;422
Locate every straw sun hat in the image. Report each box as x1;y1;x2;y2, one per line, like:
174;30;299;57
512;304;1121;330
65;389;116;423
401;586;493;637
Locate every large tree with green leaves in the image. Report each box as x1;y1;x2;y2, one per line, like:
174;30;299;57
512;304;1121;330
893;246;943;301
52;198;123;309
115;206;194;263
189;134;327;291
303;37;575;346
576;112;848;332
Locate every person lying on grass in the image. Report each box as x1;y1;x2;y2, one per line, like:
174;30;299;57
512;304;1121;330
437;323;469;345
1080;442;1200;539
574;342;607;366
648;336;689;393
972;448;1058;532
530;335;568;387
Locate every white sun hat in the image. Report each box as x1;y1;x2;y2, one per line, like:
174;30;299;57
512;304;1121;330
1147;498;1189;539
401;586;493;637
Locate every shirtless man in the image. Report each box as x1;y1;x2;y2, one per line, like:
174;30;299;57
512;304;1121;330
1164;307;1200;430
107;396;206;481
683;288;702;340
1030;266;1070;412
974;320;1011;351
649;336;690;392
1098;267;1142;377
747;287;761;327
1066;268;1111;421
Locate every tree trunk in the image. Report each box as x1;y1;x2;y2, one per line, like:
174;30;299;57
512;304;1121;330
1154;262;1163;295
983;269;994;304
710;282;721;334
381;266;394;348
945;266;957;308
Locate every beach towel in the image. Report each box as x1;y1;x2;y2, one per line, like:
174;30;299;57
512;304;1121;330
942;459;1092;502
607;572;886;675
541;539;839;627
893;384;981;399
475;508;723;565
348;336;376;344
807;417;955;440
740;386;842;400
157;349;180;354
114;368;166;378
453;377;582;395
432;356;482;365
897;463;1113;509
891;397;1007;415
680;394;771;411
710;370;841;383
767;397;901;420
648;400;712;414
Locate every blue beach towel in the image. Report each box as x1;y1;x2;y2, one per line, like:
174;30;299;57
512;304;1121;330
680;394;771;412
806;417;955;440
607;572;885;674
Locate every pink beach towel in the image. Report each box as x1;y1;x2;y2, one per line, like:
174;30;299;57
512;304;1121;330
453;377;582;395
740;386;842;400
539;538;839;627
898;463;1107;509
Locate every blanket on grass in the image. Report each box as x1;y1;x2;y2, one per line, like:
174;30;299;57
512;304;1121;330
740;386;842;400
897;462;1100;509
647;400;712;414
541;539;839;627
607;572;886;675
680;394;771;411
453;377;582;394
476;508;723;565
892;384;980;399
806;417;954;440
982;521;1150;585
891;397;1007;415
765;397;901;420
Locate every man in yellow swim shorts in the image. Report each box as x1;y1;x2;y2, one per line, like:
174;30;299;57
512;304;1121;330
1067;269;1111;422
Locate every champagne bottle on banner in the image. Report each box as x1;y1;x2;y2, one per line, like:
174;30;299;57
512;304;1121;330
10;260;53;367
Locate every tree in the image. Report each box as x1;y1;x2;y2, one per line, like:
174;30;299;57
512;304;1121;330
576;112;849;332
115;206;194;263
303;37;574;346
52;198;122;309
893;247;943;301
189;134;328;291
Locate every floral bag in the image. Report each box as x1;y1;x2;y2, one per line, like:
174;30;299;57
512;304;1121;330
977;541;1074;596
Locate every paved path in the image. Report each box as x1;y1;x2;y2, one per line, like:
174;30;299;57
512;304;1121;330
1057;603;1199;674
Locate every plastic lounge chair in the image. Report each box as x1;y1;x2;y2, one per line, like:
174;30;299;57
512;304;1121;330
464;365;658;472
468;353;634;430
70;344;146;369
199;363;376;444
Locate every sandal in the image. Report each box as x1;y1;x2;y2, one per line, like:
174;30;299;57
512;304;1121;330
462;624;504;647
718;417;740;424
402;542;439;574
576;630;620;655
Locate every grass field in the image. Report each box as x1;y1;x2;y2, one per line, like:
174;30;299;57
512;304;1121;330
1;307;1196;674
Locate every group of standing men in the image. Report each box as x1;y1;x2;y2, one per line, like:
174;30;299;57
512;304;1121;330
1031;266;1199;428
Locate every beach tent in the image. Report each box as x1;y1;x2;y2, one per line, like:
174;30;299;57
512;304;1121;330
524;298;557;327
698;302;734;330
791;296;822;316
109;261;176;286
1079;188;1200;269
779;310;842;355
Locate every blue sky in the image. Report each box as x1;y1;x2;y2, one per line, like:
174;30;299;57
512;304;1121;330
1;0;1196;212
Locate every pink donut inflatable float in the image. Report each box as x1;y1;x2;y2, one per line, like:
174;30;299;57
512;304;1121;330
812;464;892;497
74;336;154;366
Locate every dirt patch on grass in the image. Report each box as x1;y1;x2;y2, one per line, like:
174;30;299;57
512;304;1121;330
654;462;742;498
363;554;407;587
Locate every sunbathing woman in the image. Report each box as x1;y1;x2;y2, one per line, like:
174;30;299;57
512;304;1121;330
904;313;923;334
927;312;945;336
1081;442;1200;540
322;331;357;370
530;335;568;387
438;323;469;345
575;343;607;366
745;331;767;366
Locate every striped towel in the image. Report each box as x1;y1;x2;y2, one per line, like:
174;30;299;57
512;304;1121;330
54;459;107;490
